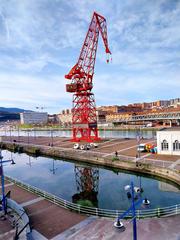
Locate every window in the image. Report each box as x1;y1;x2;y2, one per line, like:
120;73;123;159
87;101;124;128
173;140;180;151
161;140;169;151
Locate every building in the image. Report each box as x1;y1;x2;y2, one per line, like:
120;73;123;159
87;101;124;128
98;105;142;114
157;128;180;155
48;114;59;124
106;112;133;123
97;105;120;113
57;109;72;126
20;112;48;125
170;98;180;108
151;100;170;109
96;110;107;123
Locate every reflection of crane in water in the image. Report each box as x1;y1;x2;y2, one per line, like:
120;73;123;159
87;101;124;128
72;164;99;207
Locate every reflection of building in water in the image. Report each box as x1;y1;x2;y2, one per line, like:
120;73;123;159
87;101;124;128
158;182;180;193
72;165;99;207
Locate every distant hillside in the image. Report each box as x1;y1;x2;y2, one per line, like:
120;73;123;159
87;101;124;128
0;107;33;122
0;112;20;122
0;107;32;113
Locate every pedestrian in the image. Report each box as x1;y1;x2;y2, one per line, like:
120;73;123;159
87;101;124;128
115;151;118;157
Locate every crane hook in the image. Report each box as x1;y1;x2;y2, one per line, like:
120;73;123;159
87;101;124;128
106;53;112;63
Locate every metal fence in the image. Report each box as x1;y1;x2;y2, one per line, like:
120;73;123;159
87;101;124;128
5;175;180;219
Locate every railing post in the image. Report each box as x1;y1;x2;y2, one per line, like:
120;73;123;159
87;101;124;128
137;210;140;220
96;208;98;216
157;208;160;217
116;210;119;218
78;204;81;214
176;205;178;215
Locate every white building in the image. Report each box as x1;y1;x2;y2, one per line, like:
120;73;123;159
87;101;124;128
157;128;180;155
20;112;48;125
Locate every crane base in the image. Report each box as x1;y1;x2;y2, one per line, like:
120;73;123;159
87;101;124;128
70;136;101;143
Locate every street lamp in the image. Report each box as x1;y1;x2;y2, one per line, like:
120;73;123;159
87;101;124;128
27;130;30;144
114;181;150;240
136;127;142;160
0;150;15;215
33;128;36;139
51;129;54;147
17;126;20;142
9;126;12;143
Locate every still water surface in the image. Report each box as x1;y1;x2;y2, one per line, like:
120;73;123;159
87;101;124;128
2;150;180;210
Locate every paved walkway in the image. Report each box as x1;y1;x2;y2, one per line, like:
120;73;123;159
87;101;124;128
2;182;86;239
50;215;180;240
0;179;180;240
169;159;180;169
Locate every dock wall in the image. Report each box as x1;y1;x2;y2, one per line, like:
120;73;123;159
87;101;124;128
1;141;180;186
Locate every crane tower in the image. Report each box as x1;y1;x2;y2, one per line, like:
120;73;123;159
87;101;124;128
65;12;111;142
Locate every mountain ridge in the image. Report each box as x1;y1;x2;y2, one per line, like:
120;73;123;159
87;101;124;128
0;107;32;113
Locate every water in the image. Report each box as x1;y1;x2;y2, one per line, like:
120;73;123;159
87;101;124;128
2;150;179;210
0;129;156;139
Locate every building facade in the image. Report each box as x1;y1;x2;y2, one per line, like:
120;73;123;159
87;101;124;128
57;109;72;126
20;112;48;125
157;128;180;155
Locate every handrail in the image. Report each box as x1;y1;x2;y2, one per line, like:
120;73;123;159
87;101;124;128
5;175;180;219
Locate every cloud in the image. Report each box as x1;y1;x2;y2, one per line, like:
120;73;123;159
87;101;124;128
0;0;179;112
0;72;71;112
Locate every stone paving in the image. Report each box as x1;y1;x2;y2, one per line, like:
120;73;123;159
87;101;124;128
3;136;179;163
54;215;180;240
2;182;87;239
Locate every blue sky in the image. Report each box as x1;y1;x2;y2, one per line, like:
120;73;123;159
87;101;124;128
0;0;180;113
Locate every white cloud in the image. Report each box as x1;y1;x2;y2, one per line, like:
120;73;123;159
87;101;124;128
0;0;179;112
0;72;71;112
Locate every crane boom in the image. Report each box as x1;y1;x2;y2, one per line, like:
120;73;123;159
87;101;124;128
65;12;111;142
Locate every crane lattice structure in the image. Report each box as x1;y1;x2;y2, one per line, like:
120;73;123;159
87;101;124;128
72;165;99;207
65;12;111;142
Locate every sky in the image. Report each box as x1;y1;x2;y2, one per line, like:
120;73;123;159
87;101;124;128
0;0;180;114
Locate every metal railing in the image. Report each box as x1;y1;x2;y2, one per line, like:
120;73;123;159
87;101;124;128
5;175;180;219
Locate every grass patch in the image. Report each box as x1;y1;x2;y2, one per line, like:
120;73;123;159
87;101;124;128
77;199;94;207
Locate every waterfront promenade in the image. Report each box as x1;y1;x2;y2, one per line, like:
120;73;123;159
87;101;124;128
0;136;180;239
1;178;180;240
1;135;180;171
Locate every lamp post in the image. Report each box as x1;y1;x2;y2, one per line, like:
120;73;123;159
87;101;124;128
51;129;54;147
17;126;20;142
136;127;142;160
9;126;12;143
33;128;36;139
27;130;30;144
0;150;15;215
4;128;6;137
114;181;150;240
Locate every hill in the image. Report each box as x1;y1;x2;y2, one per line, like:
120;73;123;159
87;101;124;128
0;107;31;113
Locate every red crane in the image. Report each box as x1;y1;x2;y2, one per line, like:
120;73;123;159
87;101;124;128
65;12;111;142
